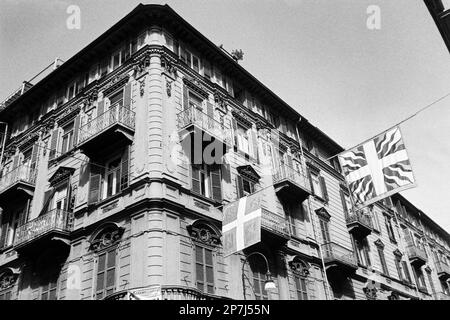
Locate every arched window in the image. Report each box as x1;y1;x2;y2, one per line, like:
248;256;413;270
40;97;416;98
0;268;19;300
89;223;124;300
248;256;269;300
289;257;310;300
188;220;220;295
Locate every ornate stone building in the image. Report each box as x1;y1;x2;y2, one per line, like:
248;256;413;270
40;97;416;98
0;4;448;300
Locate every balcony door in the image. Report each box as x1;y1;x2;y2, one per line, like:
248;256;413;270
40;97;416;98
52;183;68;211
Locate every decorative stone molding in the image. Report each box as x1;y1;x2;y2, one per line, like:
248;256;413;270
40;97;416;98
374;239;384;248
48;166;75;186
166;79;172;97
315;207;331;221
183;76;209;98
103;74;130;96
40;117;56;138
89;224;124;252
214;91;227;111
231;109;253;128
0;269;19;291
236;165;260;183
288;256;310;277
17;132;39;151
83;88;99;108
161;55;178;78
187;220;221;246
56;103;81;125
139;77;146;97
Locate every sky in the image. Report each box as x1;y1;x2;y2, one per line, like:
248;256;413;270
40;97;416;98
0;0;449;231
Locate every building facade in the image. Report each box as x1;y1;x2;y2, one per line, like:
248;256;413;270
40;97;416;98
0;4;449;300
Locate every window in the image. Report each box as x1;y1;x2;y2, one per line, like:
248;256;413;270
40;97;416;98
318;217;331;245
195;245;214;294
104;157;121;199
394;255;404;281
111;50;122;70
376;244;389;276
88;147;130;205
203;60;212;79
426;269;436;296
249;256;269;300
236;124;249;154
5;209;22;247
294;275;308;300
384;215;396;242
91;225;123;300
191;164;222;202
67;81;77;100
61;122;74;154
352;236;371;267
402;261;412;283
0;270;17;300
52;183;68;211
187;92;203;110
413;267;427;290
340;188;351;218
309;169;328;201
40;269;60;300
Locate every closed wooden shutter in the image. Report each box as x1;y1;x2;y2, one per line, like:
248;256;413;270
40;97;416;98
123;83;132;109
88;163;102;205
286;154;293;168
30;143;39;169
97;100;105;117
210;166;222;202
206;101;214;118
0;214;8;249
236;175;244;198
231;118;238;147
319;176;328;202
73;115;81;147
12;154;19;169
183;86;189;110
191;166;201;194
40;189;56;216
250;130;259;163
340;189;349;217
120;146;130;191
402;261;412;283
306;167;314;195
221;162;231;184
49;129;59;160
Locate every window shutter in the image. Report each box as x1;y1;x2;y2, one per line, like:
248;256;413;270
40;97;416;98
30;143;39;170
12;154;19;169
88;163;102;205
183;86;189;110
97;100;105;117
206;101;214;119
0;214;8;249
250;130;259;163
231;118;238;147
73;114;81;147
402;261;412;283
364;241;371;266
307;167;314;195
123;83;132;109
340;190;349;217
286;154;293;168
191;166;201;194
120;146;130;191
236;175;244;198
40;188;56;216
319;176;328;202
221;161;231;184
49;129;59;161
210;166;222;202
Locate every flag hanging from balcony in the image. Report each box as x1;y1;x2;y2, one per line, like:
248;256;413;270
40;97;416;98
338;126;416;210
222;192;262;257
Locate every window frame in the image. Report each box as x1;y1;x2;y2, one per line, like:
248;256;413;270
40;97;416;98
194;244;215;295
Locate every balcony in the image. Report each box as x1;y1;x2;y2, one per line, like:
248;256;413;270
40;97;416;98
321;242;358;275
261;208;290;240
273;164;311;202
78;105;135;157
436;261;450;280
436;292;450;300
406;244;427;267
13;209;72;253
104;285;230;300
345;211;373;238
0;165;36;204
177;107;233;153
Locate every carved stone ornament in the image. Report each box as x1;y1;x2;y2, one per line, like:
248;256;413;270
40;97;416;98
0;270;18;290
103;74;130;96
363;281;378;300
83;88;98;107
161;56;178;77
18;132;39;151
231;109;253;128
288;256;310;277
90;225;124;252
139;78;145;97
214;92;227;110
40;117;56;138
166;79;172;97
133;53;151;76
187;222;221;246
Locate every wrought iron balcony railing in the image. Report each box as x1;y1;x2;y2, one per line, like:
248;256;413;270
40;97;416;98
78;105;135;145
0;165;36;195
176;107;233;146
13;209;72;247
261;208;290;238
104;285;230;300
272;164;311;192
321;242;358;268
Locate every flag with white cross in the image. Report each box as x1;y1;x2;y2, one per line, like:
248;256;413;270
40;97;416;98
338;126;416;210
222;192;262;257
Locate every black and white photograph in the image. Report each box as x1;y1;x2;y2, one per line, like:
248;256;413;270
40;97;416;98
0;0;449;312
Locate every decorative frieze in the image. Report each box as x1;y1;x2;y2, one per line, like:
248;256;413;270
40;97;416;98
103;74;130;96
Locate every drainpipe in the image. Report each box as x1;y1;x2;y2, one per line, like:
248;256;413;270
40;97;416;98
295;117;332;300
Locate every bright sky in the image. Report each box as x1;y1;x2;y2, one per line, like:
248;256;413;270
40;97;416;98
1;0;449;232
